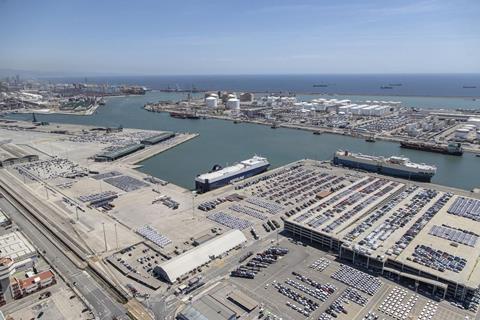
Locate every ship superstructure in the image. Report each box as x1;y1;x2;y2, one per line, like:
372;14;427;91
195;156;270;192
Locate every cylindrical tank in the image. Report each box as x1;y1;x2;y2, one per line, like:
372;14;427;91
226;98;240;110
455;128;470;139
205;96;217;108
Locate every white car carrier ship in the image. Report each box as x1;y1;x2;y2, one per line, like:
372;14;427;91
195;156;270;192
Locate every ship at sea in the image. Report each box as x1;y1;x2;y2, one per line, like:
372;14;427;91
333;150;436;182
169;112;200;120
400;141;463;156
195;156;270;192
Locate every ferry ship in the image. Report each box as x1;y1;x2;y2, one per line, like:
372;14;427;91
195;156;270;192
333;150;436;182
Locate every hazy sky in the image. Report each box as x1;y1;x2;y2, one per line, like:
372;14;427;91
1;0;479;75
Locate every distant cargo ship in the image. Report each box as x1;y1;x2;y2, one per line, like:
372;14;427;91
389;83;402;86
400;141;463;156
169;112;200;119
463;86;477;89
195;156;270;192
380;86;393;89
313;84;329;88
333;150;436;182
120;86;147;95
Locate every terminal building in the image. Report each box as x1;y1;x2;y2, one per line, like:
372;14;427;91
154;230;247;283
0;143;38;168
284;173;480;302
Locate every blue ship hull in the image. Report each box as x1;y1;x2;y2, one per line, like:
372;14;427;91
333;157;434;182
195;164;269;192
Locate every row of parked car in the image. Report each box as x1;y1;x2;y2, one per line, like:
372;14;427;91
331;264;382;296
230;246;288;279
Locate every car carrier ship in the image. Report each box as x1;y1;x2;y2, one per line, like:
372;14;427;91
195;156;270;192
333;150;436;182
400;141;463;156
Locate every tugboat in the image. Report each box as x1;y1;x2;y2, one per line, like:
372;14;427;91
365;135;376;143
313;130;323;135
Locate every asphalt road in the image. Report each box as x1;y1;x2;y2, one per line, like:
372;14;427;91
0;195;126;319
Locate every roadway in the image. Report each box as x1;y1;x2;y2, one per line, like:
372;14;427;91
0;194;127;319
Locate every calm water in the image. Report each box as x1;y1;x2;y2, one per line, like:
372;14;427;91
45;74;480;98
7;92;480;191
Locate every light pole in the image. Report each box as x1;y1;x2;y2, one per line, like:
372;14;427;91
102;222;107;252
192;191;197;220
114;223;119;250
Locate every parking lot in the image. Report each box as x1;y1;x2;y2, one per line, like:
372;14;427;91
226;237;475;320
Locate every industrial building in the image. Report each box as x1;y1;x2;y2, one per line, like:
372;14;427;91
154;230;247;283
284;173;480;302
0;231;36;262
140;132;175;145
0;143;38;168
94;143;145;162
177;295;236;320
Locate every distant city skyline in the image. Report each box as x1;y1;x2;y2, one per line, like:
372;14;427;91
1;0;479;75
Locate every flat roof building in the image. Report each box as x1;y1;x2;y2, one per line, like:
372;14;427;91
177;295;236;320
154;230;247;283
140;132;175;145
284;169;480;302
0;231;36;261
94;143;145;162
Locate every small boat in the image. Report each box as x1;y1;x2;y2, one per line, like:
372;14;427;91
313;130;322;135
365;136;376;143
476;154;480;158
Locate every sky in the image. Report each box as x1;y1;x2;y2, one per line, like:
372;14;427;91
0;0;479;75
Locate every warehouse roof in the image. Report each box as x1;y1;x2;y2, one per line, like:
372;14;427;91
0;143;37;163
155;230;246;283
95;143;144;160
140;132;175;145
179;296;236;320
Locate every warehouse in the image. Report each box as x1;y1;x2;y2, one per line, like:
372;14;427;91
94;143;145;162
177;295;236;320
140;132;175;145
0;143;38;167
154;230;247;283
284;173;480;303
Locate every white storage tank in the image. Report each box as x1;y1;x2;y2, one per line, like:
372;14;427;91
226;98;240;110
205;96;217;108
464;124;476;131
455;128;470;139
467;117;480;129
